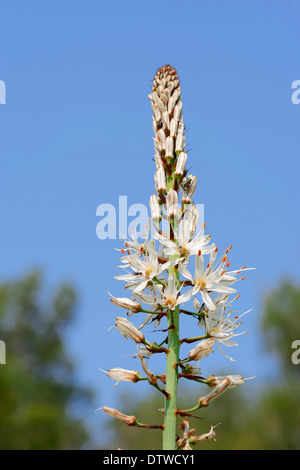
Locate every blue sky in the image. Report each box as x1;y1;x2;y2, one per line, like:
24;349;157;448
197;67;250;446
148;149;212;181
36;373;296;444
0;0;300;446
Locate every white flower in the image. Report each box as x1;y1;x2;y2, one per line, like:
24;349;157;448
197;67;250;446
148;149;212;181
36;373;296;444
154;215;212;259
203;305;252;361
133;274;191;312
116;242;179;293
181;248;253;311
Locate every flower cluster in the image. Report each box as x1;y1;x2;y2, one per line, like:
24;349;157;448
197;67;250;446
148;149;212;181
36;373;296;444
101;65;254;450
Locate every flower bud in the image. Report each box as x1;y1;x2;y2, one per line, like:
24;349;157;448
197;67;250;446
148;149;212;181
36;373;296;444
175;132;186;153
155;152;163;170
153;106;161;123
175;151;187;176
102;406;137;426
162;110;170;128
156;128;166;150
115;317;145;343
188;338;214;361
173;101;182;121
165;136;174;160
110;297;141;313
150;194;161;223
154;166;167;193
157;98;165;113
166;189;178;218
168;96;176;114
169;118;178;137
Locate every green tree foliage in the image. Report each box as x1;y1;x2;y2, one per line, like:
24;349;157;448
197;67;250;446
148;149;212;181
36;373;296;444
106;279;300;450
0;271;93;449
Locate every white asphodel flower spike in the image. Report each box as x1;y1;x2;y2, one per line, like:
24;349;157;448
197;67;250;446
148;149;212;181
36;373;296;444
101;64;254;451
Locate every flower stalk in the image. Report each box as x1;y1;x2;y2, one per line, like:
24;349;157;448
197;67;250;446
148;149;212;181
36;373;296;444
101;64;254;450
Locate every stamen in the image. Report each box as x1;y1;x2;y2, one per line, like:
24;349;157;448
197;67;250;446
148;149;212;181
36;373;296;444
241;276;246;281
198;249;201;256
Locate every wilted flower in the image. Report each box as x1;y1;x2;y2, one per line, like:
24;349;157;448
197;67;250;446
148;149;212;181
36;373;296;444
102;367;141;386
101;406;137;426
188;337;214;361
115;317;145;343
110;296;142;313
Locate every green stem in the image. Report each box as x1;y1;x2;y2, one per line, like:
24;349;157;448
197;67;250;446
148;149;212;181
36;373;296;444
162;169;180;450
163;304;180;449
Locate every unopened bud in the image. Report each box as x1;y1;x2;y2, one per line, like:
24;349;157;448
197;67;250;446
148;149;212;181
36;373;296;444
156;128;166;150
154;166;167;193
166;189;178;218
150;194;162;223
175;132;186;153
173;101;183;121
170;118;178;137
165;136;174;160
175;152;187;176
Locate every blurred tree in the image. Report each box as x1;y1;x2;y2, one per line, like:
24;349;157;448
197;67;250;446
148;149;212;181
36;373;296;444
105;279;300;450
0;271;93;450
